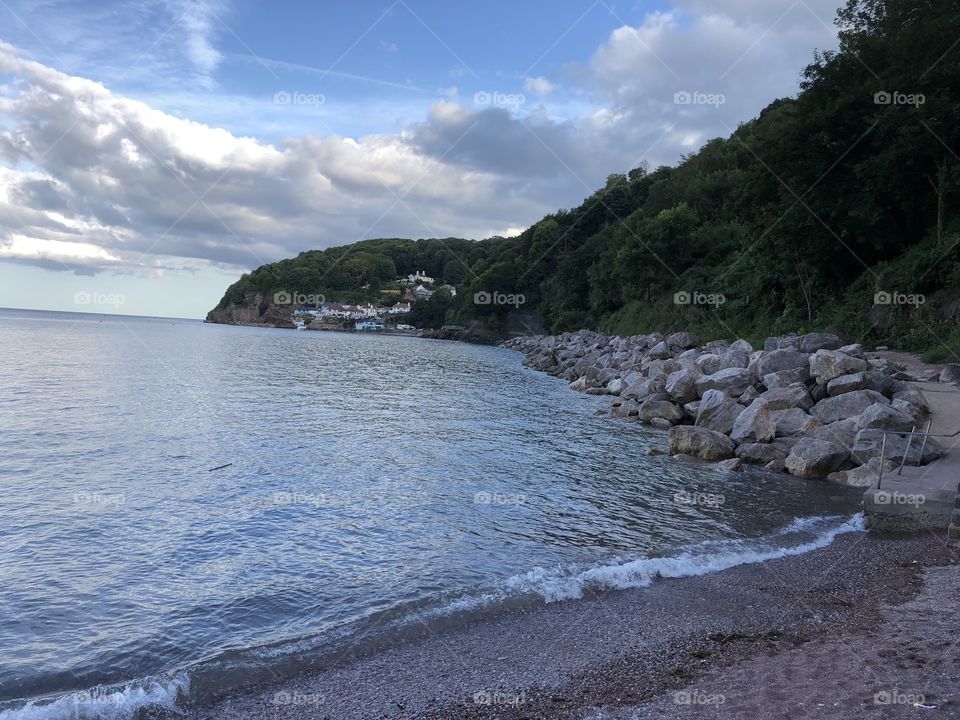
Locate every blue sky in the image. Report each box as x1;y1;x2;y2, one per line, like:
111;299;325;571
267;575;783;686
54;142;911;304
0;0;844;318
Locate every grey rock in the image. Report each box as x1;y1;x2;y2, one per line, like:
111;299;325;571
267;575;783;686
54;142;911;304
730;401;776;443
756;349;809;378
649;417;674;430
622;376;666;401
736;443;787;465
606;377;627;395
738;386;760;406
695;368;756;398
785;438;850;478
811;390;889;424
772;408;823;438
666;331;700;350
837;343;864;358
762;367;811;390
638;399;684;425
716;458;743;472
648;341;672;360
664;369;699;404
826;370;894;397
940;364;960;384
856;402;916;432
764;457;786;473
758;384;814;411
811;418;859;450
730;339;754;353
611;400;640;418
851;429;943;466
798;332;841;353
809;349;871;384
892;388;930;415
695;353;723;375
667;426;736;461
827;457;896;487
695;389;745;434
721;348;751;369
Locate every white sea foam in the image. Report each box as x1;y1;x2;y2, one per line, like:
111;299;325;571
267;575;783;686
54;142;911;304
502;513;865;602
0;675;188;720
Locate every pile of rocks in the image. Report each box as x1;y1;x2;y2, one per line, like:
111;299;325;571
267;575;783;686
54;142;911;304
502;330;943;485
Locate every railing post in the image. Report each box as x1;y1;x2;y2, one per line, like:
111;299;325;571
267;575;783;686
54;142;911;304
898;426;917;476
916;418;933;466
878;433;887;490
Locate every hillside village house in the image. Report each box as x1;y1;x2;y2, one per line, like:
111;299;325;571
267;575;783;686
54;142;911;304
401;270;434;285
389;302;412;315
412;285;433;300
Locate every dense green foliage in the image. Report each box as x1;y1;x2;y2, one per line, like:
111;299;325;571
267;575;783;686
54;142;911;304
214;0;960;358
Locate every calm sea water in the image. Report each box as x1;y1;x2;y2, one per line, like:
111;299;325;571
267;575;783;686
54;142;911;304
0;309;862;718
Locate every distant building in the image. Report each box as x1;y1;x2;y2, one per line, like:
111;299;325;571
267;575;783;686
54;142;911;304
389;302;412;315
412;285;434;300
356;320;385;331
402;270;435;285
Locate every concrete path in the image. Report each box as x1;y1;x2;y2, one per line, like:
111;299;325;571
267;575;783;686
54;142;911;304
863;377;960;532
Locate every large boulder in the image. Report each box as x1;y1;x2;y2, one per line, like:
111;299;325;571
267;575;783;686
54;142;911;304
811;390;889;424
785;438;850;478
695;368;756;398
757;384;814;411
648;341;672;360
772;408;822;438
730;401;776;443
892;388;930;415
940;364;960;385
730;339;754;354
638;399;684;425
810;418;859;450
736;442;787;465
695;389;745;434
826;370;894;397
756;349;809;378
667;426;736;461
721;348;751;369
798;332;841;354
827;457;896;487
611;400;640;418
622;377;666;401
851;429;943;466
856;402;916;432
666;331;700;350
809;350;870;384
695;353;723;375
606;377;627;395
762;367;811;390
664;369;699;404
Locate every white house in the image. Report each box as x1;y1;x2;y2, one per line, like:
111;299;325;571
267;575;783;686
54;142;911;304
356;320;385;331
412;285;433;301
389;302;412;314
402;270;434;284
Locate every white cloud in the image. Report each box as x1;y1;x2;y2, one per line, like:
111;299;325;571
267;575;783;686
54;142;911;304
523;76;556;95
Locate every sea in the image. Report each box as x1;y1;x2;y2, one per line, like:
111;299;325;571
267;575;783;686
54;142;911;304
0;308;864;719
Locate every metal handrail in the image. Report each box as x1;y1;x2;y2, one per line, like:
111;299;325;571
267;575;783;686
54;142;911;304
876;420;960;489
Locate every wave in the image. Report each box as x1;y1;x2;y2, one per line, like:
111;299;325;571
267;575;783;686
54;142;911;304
1;513;863;720
0;676;188;720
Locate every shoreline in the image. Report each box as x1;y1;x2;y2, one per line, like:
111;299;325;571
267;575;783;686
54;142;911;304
180;530;958;720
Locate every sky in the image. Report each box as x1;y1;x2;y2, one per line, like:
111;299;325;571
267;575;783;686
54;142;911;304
0;0;846;319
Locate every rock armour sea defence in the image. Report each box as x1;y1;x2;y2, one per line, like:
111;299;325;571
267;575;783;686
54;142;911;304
503;330;943;483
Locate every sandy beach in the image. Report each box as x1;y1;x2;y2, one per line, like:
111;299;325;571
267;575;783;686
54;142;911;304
180;531;959;720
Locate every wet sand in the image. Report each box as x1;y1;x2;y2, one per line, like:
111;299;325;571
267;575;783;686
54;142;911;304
182;531;958;720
